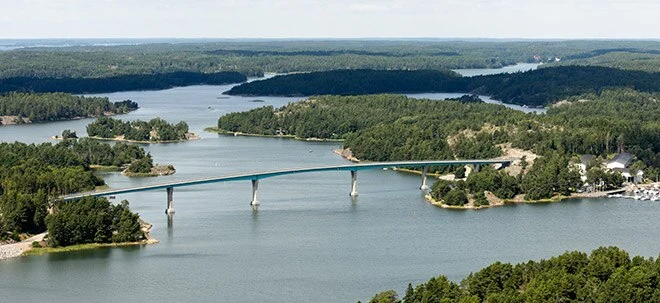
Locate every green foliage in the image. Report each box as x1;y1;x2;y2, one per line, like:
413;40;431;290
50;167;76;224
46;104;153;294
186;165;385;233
221;90;660;201
126;155;154;174
87;117;189;142
225;66;660;107
455;166;466;179
444;189;468;206
0;140;151;236
45;197;144;247
522;154;582;200
60;129;77;139
0;72;246;94
380;247;659;303
430;180;453;201
369;290;399;303
466;167;520;199
0;92;137;123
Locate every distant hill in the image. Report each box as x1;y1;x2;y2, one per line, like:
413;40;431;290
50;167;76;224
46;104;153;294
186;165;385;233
0;71;247;94
224;66;660;106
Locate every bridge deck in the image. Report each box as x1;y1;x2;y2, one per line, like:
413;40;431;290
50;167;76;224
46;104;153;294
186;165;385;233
62;159;513;200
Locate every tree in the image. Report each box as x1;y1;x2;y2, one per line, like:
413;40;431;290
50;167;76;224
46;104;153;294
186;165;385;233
61;129;77;139
369;290;399;303
455;166;466;179
444;189;468;206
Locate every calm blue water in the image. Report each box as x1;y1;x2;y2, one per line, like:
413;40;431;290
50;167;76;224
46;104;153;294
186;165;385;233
1;72;657;303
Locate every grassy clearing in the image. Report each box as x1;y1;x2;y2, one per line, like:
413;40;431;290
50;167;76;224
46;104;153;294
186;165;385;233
23;241;149;256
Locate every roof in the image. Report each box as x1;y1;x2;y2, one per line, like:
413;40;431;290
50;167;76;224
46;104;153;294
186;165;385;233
580;154;595;165
609;152;633;167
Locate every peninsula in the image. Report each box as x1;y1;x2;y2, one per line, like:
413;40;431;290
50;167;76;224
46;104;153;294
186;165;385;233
0;92;138;125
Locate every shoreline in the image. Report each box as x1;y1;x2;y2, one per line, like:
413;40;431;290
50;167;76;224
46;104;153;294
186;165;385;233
82;133;200;144
425;189;628;210
1;220;158;260
204;127;344;142
330;147;631;210
122;164;176;177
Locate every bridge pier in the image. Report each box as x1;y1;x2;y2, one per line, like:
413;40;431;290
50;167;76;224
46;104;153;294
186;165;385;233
250;179;260;206
350;170;358;197
420;166;430;191
166;187;175;214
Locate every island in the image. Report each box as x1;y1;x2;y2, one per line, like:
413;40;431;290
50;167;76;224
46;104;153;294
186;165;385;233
223;66;660;107
86;116;199;143
215;89;659;206
0;139;162;259
0;92;138;125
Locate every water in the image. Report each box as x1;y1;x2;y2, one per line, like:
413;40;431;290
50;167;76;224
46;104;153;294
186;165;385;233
1;72;658;302
453;62;540;77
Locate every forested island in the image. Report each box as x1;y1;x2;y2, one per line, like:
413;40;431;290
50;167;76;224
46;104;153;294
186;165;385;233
224;66;660;107
0;92;138;125
0;139;161;251
217;89;659;205
365;246;660;303
1;40;658;79
0;71;247;94
87;117;196;143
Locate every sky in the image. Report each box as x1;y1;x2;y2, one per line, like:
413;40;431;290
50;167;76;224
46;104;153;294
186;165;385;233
0;0;658;39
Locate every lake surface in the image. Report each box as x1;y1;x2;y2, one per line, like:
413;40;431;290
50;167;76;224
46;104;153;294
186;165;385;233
453;62;540;77
1;71;657;303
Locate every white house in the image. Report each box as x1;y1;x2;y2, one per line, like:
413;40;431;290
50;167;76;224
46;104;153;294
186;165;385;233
606;152;633;170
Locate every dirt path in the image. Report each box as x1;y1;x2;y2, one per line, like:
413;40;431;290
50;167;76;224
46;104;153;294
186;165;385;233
0;233;47;260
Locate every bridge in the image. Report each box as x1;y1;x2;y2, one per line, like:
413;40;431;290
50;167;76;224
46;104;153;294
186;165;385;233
62;159;514;214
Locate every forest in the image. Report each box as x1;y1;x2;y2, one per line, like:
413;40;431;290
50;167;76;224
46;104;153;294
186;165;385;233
224;66;660;107
0;139;153;244
0;40;657;79
217;89;660;201
87;117;191;142
0;71;246;94
0;92;138;124
365;246;660;303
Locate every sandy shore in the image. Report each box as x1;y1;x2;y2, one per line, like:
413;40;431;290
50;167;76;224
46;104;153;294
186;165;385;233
0;233;47;261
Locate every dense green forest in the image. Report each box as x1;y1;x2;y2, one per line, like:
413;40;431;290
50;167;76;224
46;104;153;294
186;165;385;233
0;92;137;124
1;40;657;79
366;246;660;303
87;117;190;142
224;66;660;107
0;71;247;94
0;139;152;242
46;197;144;247
217;89;660;201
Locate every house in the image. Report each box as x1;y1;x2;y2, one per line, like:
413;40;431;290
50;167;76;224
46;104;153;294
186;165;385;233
606;152;633;170
577;154;595;182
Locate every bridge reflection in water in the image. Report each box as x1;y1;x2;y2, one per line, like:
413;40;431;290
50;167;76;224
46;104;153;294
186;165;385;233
62;159;513;213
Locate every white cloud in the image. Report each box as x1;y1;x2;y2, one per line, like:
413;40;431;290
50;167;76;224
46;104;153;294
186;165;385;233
0;0;658;38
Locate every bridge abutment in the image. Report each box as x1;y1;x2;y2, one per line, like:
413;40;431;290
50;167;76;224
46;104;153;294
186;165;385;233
166;187;175;214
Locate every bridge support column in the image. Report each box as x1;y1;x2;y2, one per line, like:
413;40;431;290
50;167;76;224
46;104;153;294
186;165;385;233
350;171;358;197
250;179;260;206
420;166;430;191
166;187;175;214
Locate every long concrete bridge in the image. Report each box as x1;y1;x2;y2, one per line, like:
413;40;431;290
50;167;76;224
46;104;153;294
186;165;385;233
62;159;513;214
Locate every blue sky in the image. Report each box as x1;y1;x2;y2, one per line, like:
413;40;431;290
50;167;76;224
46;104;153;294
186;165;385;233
1;0;658;39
